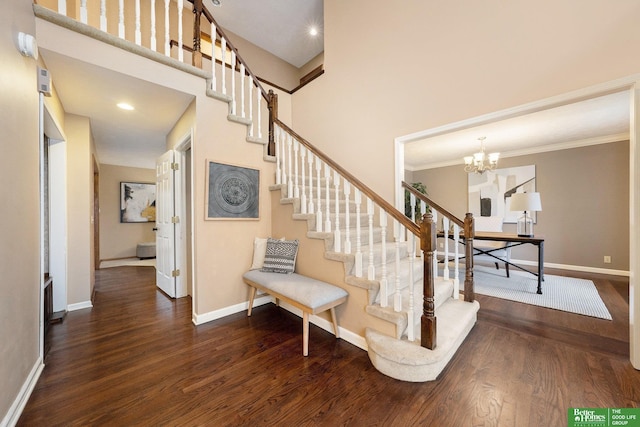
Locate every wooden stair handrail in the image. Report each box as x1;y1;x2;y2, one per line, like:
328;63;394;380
402;182;475;303
275;118;419;237
187;0;270;102
402;182;465;228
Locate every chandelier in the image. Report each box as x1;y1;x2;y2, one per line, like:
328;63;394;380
463;137;499;174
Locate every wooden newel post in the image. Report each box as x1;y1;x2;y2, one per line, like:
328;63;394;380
192;0;203;68
268;90;278;156
420;212;436;350
463;213;475;302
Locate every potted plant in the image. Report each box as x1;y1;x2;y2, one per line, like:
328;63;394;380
404;182;429;220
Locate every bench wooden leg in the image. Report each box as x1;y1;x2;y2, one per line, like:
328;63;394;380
303;312;309;356
247;286;257;316
330;307;340;339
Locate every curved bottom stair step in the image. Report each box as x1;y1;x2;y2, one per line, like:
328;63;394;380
365;298;480;382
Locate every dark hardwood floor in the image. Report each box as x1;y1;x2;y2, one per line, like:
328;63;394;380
18;266;640;426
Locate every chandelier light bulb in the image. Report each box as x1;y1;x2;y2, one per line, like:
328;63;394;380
463;137;499;174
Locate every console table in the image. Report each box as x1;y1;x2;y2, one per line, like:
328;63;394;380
439;231;545;294
472;232;545;294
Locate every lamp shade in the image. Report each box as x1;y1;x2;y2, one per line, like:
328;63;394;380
510;192;542;212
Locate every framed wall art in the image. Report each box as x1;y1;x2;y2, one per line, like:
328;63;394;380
120;181;156;223
467;165;536;223
206;160;260;220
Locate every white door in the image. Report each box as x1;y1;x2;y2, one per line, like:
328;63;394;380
156;150;176;298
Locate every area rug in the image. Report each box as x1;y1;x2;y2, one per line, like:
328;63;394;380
100;258;156;269
462;264;612;320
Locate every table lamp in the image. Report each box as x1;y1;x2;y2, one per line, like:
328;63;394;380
510;192;542;237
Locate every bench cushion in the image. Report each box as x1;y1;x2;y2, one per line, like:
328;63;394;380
243;270;347;310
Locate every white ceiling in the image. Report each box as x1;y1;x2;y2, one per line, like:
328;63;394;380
404;91;630;171
41;49;195;169
205;0;324;68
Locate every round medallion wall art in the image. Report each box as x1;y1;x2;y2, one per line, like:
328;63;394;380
206;161;260;219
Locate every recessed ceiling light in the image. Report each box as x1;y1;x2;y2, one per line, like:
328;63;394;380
212;0;221;6
117;102;135;111
309;27;318;36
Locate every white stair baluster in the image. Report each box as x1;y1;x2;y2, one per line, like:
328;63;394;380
420;201;427;266
443;217;450;280
274;126;281;185
333;171;341;252
162;0;169;55
324;164;331;233
135;0;141;45
300;146;307;214
210;22;217;91
394;221;402;312
344;182;351;254
367;198;375;280
453;223;461;292
221;38;227;94
407;231;416;341
354;189;363;277
58;0;66;15
293;139;300;199
177;0;183;62
230;50;236;115
240;63;246;118
432;210;438;279
248;81;253;136
286;134;293;198
307;152;314;214
379;209;388;307
80;0;88;24
256;89;262;139
100;0;107;32
315;157;322;232
150;0;156;50
280;127;287;186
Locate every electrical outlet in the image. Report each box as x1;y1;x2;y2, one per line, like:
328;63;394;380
604;255;612;264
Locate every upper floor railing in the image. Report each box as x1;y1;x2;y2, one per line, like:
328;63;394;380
42;0;276;148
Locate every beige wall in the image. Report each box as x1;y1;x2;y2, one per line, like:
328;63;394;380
0;0;41;421
65;114;94;306
168;94;275;316
224;29;300;90
411;141;630;271
292;0;640;204
298;52;324;82
99;164;157;260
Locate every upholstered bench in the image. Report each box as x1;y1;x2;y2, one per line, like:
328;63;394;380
136;242;156;259
243;270;348;356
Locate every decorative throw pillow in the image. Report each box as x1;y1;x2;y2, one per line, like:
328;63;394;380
249;237;285;270
249;237;269;270
261;238;299;274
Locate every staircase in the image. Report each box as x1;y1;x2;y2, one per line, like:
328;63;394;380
35;0;480;382
270;122;480;381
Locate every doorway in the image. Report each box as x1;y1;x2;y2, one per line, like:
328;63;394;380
393;76;640;369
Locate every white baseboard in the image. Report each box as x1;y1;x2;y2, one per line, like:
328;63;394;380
277;301;368;352
67;301;93;311
192;295;272;325
1;358;44;427
510;258;630;277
